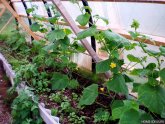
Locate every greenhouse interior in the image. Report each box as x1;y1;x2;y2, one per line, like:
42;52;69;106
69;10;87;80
0;0;165;124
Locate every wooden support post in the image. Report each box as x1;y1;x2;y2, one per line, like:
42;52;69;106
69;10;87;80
51;0;111;78
0;0;41;40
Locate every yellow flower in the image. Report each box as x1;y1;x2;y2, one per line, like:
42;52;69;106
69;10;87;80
100;87;104;92
110;62;116;69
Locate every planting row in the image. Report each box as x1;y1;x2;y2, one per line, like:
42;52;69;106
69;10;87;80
0;1;165;123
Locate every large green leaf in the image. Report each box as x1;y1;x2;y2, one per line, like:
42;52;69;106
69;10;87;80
76;13;90;26
42;43;55;52
146;63;156;70
159;68;165;82
123;74;134;83
30;22;40;32
96;59;110;73
79;84;98;106
102;30;130;47
106;74;128;95
119;109;140;124
130;68;149;76
77;26;98;40
51;73;69;90
138;83;165;115
94;108;110;123
159;46;165;56
127;54;141;63
144;48;160;56
112;100;138;120
47;29;66;42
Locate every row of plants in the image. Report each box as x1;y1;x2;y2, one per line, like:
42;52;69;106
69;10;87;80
0;0;165;123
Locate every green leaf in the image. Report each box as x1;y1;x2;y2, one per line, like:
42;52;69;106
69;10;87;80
159;68;165;82
125;42;137;50
138;83;165;115
33;14;46;21
51;108;58;116
77;26;98;40
132;83;141;92
119;109;140;124
145;49;160;56
51;73;69;90
47;29;66;42
127;54;141;63
123;74;134;83
106;74;128;95
94;108;110;123
111;100;124;110
112;100;139;120
30;22;40;32
63;28;72;35
76;13;90;26
160;46;165;56
140;113;153;122
26;8;35;14
81;6;92;12
68;79;79;89
130;69;149;76
128;31;139;39
148;76;159;86
93;14;109;25
96;59;110;73
42;43;55;51
131;19;140;30
79;84;98;106
48;17;57;24
146;63;156;70
102;30;130;47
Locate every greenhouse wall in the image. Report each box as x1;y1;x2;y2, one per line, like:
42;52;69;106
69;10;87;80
5;1;165;69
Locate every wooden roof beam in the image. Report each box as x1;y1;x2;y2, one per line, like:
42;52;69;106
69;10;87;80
10;0;165;4
18;14;165;46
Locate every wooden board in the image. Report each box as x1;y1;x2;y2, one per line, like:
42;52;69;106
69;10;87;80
1;0;41;40
10;0;165;4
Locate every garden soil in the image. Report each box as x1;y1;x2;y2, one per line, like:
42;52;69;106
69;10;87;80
0;62;12;124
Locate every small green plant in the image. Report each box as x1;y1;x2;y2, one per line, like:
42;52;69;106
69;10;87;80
68;112;85;124
49;92;63;103
94;108;110;123
60;101;75;113
51;108;58;116
72;92;79;101
11;89;43;124
5;30;30;54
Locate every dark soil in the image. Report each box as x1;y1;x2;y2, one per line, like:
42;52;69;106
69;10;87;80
0;61;12;124
39;71;126;124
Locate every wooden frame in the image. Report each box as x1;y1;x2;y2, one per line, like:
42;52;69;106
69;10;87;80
1;0;41;40
10;0;165;4
18;14;165;46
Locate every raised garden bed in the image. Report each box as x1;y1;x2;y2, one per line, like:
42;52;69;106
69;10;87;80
0;4;165;122
0;52;60;124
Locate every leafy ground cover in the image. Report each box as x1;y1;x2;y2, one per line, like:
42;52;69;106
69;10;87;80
0;0;165;123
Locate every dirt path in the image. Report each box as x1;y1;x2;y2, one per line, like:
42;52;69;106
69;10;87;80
0;62;12;124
